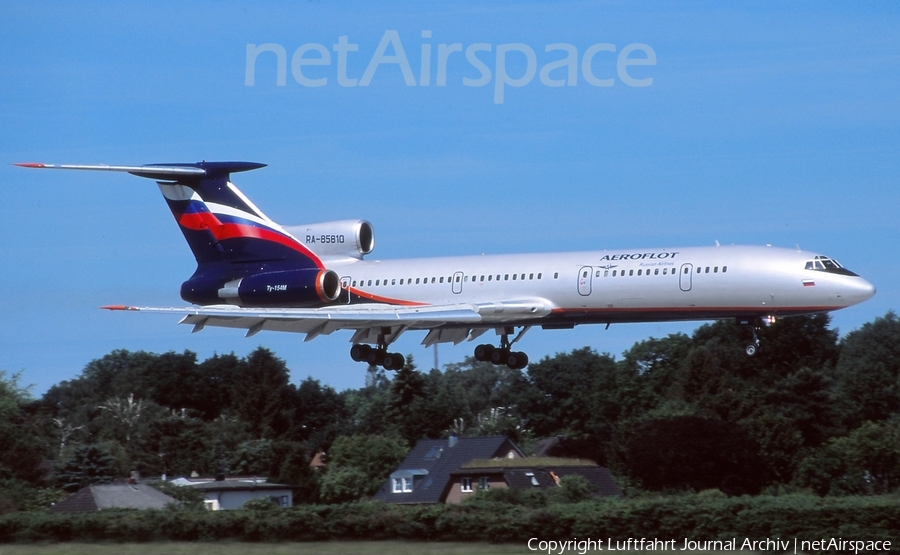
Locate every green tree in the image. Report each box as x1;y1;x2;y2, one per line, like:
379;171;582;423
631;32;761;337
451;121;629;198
834;312;900;427
318;434;408;502
624;415;767;495
232;348;295;439
56;444;118;492
795;419;900;495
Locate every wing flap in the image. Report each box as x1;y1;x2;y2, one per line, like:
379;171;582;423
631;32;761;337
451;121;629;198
103;297;553;342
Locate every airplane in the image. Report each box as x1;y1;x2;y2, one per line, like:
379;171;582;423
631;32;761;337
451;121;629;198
16;160;876;370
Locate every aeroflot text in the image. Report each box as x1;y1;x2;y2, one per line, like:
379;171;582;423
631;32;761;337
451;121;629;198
244;30;656;104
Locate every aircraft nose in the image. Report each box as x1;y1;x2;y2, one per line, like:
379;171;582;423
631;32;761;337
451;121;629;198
849;277;876;304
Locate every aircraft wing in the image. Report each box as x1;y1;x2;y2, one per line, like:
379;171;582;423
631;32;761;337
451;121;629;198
102;298;552;346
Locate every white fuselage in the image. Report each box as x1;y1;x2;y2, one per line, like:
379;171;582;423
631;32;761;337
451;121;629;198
326;245;875;327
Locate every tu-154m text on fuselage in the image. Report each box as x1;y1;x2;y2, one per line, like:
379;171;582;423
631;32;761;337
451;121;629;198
16;161;876;370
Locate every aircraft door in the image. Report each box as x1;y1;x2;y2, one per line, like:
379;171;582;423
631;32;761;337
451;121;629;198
577;266;592;296
679;264;692;292
452;271;464;294
340;276;352;303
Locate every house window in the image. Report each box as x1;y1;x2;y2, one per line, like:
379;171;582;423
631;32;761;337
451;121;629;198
461;477;473;492
479;477;490;491
393;477;414;493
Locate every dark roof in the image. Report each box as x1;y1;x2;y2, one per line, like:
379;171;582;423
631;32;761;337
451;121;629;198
452;464;623;498
373;436;524;504
50;484;178;512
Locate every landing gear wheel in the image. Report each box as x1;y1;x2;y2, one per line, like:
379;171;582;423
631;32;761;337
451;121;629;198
491;348;509;365
350;344;371;362
366;348;386;367
383;352;405;371
474;344;495;362
506;351;528;370
745;342;759;357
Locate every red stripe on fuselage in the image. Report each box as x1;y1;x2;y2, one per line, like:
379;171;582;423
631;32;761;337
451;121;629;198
348;287;428;307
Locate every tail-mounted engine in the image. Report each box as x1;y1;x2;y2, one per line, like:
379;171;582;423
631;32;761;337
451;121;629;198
182;268;341;306
284;220;374;260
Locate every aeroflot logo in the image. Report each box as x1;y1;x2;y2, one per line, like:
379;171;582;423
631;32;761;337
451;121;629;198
600;252;680;261
244;30;656;104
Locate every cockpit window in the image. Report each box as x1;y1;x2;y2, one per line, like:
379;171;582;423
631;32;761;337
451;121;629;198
804;256;858;277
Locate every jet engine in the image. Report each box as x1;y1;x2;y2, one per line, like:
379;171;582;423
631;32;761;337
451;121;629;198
284;220;374;259
182;268;341;306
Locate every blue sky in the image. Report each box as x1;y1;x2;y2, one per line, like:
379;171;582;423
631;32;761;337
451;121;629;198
1;1;898;395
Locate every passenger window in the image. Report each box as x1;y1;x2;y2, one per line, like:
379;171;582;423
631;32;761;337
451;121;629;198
705;267;709;274
496;275;500;281
684;268;689;274
431;277;436;283
538;273;542;279
392;279;396;285
456;275;461;282
376;279;380;286
415;278;420;284
629;270;634;276
714;267;718;273
488;275;492;281
529;273;534;280
612;270;617;277
723;266;727;273
554;273;558;279
440;277;444;283
505;274;509;280
512;274;517;280
399;279;404;285
637;269;642;276
654;269;659;275
604;270;609;277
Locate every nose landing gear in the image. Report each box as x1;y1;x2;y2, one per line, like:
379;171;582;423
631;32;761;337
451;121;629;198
737;317;772;357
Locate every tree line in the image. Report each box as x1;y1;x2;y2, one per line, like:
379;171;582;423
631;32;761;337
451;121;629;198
2;312;900;511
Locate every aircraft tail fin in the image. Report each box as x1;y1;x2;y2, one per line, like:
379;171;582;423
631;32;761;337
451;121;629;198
15;160;324;269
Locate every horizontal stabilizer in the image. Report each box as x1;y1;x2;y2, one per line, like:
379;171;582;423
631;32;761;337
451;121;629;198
14;161;266;181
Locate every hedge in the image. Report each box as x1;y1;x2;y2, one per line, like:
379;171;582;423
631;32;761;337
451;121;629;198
0;494;897;545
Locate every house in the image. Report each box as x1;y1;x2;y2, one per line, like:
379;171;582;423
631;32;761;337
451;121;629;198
170;476;293;510
372;435;524;504
49;483;178;512
446;457;623;502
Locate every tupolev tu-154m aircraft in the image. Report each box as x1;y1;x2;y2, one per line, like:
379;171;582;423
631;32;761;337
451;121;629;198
17;161;876;370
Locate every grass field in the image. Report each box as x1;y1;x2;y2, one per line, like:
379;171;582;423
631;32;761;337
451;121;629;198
0;543;761;555
0;542;534;555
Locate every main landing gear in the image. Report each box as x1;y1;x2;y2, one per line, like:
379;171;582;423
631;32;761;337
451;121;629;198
350;328;405;370
473;326;530;370
350;343;405;370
